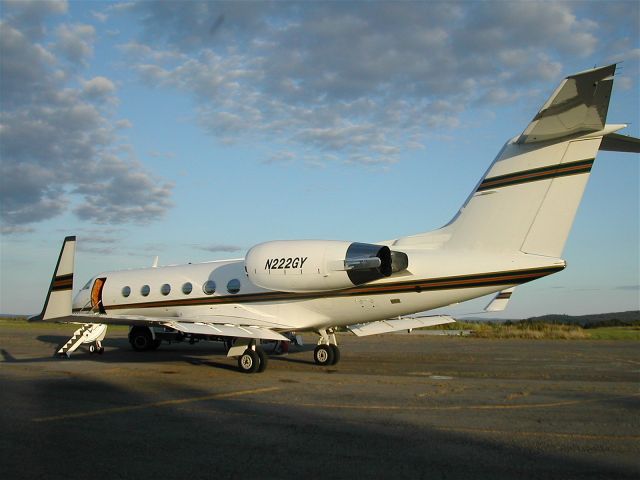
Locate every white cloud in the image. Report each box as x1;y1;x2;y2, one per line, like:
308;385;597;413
115;119;133;129
91;11;108;23
194;244;243;253
147;150;176;160
0;3;174;230
81;76;116;102
1;0;68;40
0;225;35;235
116;1;631;167
263;150;296;165
55;23;95;64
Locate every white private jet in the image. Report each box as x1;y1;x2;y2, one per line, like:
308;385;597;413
32;64;639;373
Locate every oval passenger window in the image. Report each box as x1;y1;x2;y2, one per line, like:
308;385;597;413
227;279;241;294
203;280;216;295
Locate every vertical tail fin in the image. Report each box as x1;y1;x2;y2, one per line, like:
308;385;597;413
30;236;76;321
396;64;636;257
443;128;611;256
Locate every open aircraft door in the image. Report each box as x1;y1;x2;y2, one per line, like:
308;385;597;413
91;277;107;314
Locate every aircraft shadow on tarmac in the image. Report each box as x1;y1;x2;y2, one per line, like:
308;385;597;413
0;334;318;368
1;372;636;480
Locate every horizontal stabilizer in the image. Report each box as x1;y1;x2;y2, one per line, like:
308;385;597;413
518;64;616;144
348;315;455;336
484;287;515;312
599;132;640;153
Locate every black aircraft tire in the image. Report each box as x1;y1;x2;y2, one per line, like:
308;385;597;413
130;327;153;352
329;344;341;365
257;347;268;373
238;349;260;373
314;345;334;366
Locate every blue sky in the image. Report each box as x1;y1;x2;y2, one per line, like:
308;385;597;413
1;0;638;317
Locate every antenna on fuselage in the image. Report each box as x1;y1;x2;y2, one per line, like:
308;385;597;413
152;256;159;268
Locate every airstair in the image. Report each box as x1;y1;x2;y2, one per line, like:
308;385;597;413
57;323;108;357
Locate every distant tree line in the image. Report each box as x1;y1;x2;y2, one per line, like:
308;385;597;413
502;311;639;328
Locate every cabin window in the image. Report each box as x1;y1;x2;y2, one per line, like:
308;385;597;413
160;284;171;296
227;279;241;294
203;280;216;295
182;282;193;295
122;286;131;298
141;285;150;297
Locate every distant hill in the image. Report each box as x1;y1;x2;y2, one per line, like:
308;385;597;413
507;311;640;328
530;311;638;327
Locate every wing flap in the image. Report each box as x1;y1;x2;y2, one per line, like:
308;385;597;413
164;321;288;341
348;315;455;336
59;314;289;341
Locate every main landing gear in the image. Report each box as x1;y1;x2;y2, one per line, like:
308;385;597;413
237;346;268;374
129;326;161;352
227;338;268;374
313;328;340;366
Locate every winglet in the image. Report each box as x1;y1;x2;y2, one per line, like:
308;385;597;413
30;236;76;322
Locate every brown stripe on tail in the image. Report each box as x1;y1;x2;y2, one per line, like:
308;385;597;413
477;159;594;192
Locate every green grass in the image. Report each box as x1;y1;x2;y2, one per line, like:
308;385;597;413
0;317;62;330
586;327;640;340
424;321;639;340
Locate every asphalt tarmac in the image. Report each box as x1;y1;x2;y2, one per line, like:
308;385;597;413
1;323;638;479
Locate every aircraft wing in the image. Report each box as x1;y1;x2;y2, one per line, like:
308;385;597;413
162;321;288;341
348;315;455;336
52;313;290;342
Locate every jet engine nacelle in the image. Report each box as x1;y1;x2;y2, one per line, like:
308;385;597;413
245;240;407;293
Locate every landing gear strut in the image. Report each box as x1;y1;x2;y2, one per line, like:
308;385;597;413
314;328;340;366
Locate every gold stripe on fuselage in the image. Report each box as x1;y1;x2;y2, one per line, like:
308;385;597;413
92;265;564;312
